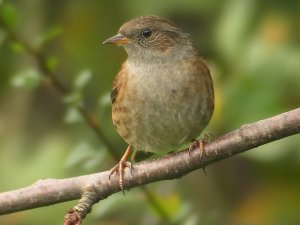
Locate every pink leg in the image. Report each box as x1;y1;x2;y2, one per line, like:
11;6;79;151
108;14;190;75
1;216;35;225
109;145;132;194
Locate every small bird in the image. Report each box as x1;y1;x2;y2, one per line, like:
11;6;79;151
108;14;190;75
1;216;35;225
103;16;214;192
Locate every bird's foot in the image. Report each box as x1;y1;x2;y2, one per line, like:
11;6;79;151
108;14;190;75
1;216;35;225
109;160;132;194
188;132;214;174
109;145;132;195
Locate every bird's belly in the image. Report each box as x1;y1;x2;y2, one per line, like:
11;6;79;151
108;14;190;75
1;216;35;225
112;69;213;153
128;101;200;153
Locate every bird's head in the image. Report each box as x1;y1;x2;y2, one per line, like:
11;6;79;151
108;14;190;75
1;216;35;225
103;16;194;63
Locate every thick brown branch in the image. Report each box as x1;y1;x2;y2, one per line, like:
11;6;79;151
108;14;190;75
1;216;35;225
0;108;299;216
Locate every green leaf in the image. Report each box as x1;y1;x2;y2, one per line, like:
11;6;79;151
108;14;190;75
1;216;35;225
45;55;58;72
173;203;195;224
64;142;107;171
82;149;107;171
63;91;82;105
98;92;111;107
215;0;254;61
9;40;25;53
63;106;82;123
98;92;111;116
35;25;63;48
64;142;94;168
73;69;92;90
0;3;18;29
11;69;41;89
149;192;181;218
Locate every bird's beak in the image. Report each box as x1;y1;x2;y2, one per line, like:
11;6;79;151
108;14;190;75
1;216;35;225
102;33;129;45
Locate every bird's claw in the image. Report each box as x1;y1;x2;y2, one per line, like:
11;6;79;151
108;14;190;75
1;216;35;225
109;160;132;195
188;132;214;155
108;145;133;195
188;132;214;174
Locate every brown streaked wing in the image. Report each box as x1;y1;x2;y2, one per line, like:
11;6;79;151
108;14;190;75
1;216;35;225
110;62;128;105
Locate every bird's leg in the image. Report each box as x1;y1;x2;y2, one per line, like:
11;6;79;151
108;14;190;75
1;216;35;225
188;132;214;155
109;145;132;194
188;132;214;174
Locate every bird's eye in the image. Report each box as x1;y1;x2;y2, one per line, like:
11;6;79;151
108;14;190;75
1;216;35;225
142;28;152;38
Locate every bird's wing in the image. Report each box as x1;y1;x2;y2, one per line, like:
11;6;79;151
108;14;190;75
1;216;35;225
110;61;128;105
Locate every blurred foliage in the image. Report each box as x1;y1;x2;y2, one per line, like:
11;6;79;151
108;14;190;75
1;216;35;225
11;68;41;89
0;0;299;225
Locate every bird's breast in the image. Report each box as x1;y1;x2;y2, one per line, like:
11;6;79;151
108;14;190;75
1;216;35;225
112;59;214;153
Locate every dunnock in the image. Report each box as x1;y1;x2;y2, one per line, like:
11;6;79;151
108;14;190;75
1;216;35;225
103;16;214;191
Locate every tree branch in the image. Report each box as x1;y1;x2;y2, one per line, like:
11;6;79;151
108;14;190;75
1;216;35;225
1;108;299;219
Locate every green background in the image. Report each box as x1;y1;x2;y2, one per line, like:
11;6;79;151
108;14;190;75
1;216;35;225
0;0;299;225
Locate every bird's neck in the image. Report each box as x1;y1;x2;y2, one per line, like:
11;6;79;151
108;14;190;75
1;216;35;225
125;44;198;66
